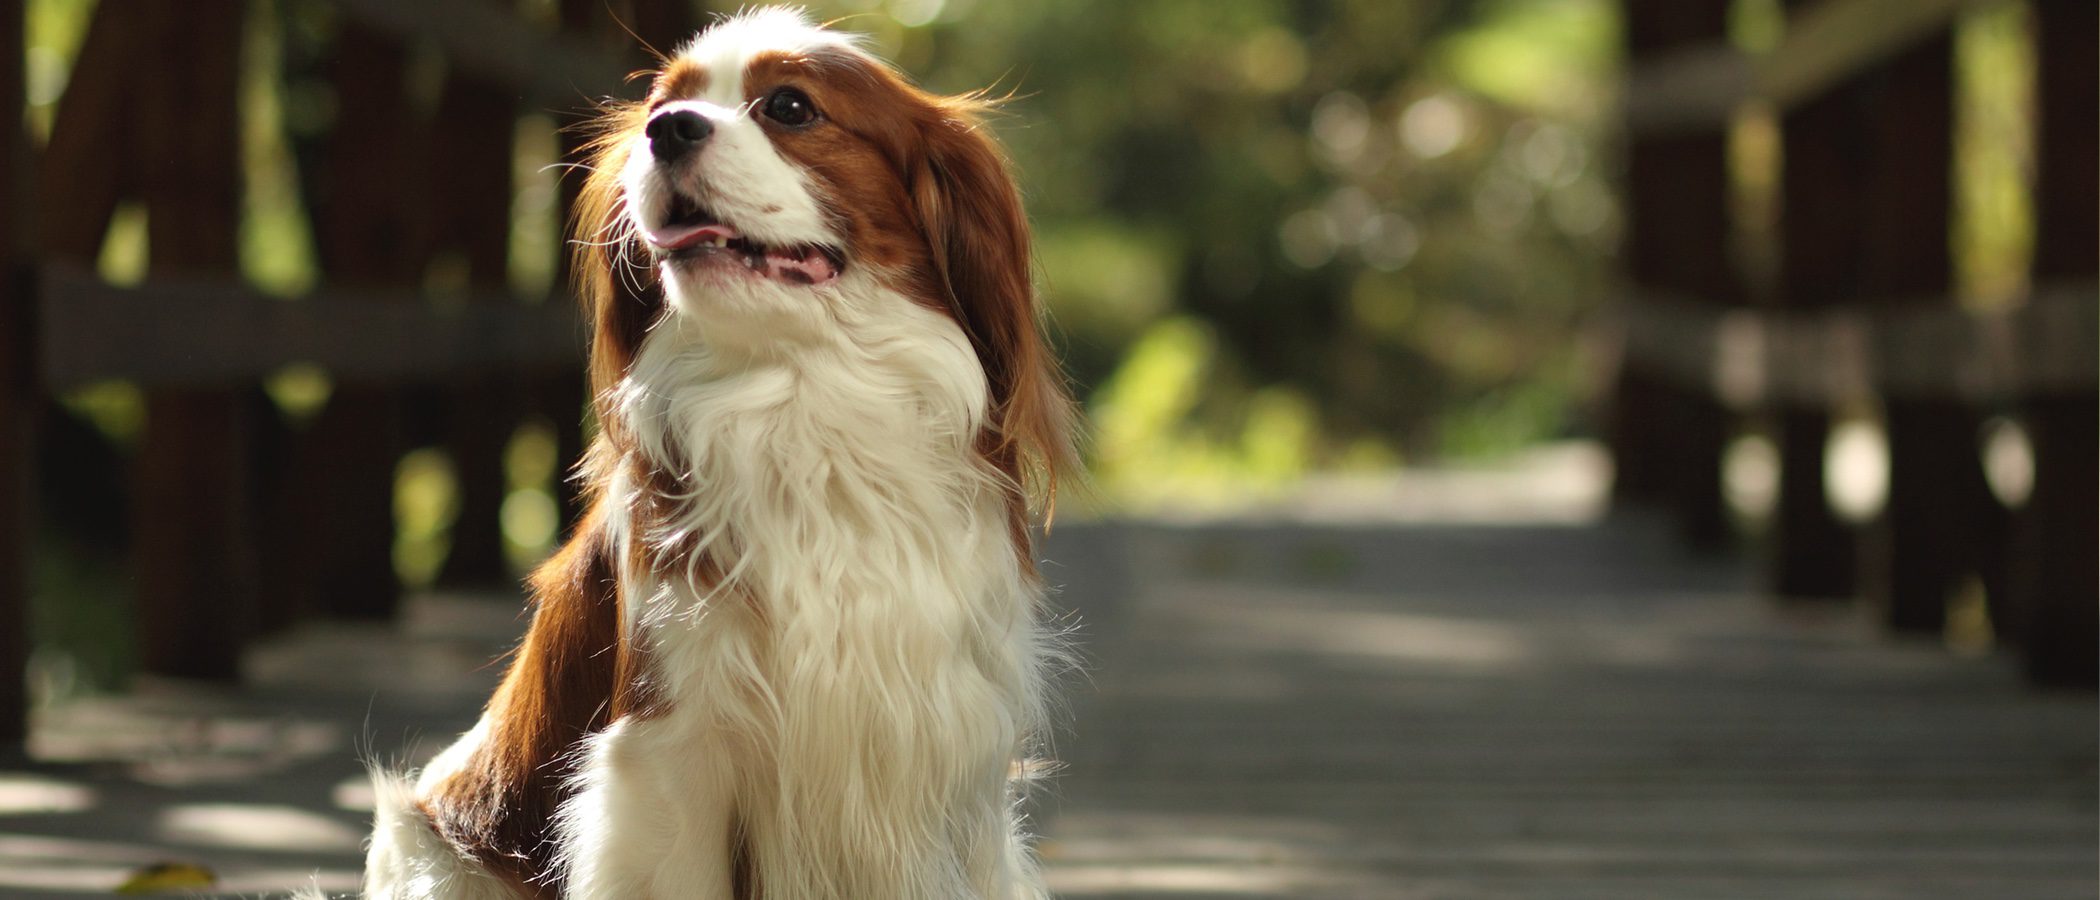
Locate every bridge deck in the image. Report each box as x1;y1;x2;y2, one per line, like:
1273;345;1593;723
1038;519;2095;899
0;493;2091;898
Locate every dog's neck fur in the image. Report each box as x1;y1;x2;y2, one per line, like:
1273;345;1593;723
557;272;1051;897
613;271;1004;602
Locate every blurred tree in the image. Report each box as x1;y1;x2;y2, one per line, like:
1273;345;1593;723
760;0;1620;503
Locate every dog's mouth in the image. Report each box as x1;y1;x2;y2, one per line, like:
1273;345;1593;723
642;194;843;286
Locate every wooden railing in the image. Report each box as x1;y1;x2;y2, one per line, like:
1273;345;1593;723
0;0;701;741
1611;0;2095;684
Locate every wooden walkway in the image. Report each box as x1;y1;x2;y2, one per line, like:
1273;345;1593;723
0;500;2092;898
1037;520;2096;899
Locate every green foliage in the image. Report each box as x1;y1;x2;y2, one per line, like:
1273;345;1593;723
792;0;1622;494
1954;3;2035;309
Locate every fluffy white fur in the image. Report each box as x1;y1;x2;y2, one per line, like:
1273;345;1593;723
556;279;1051;899
331;10;1056;899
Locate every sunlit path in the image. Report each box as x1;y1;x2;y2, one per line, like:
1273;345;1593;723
1034;512;2095;899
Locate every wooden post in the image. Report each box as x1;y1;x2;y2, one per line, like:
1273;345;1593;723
282;22;426;620
434;75;520;587
1856;34;2001;635
1618;0;1736;549
1769;0;1865;600
0;0;28;741
32;0;135;562
133;0;255;679
2014;0;2096;686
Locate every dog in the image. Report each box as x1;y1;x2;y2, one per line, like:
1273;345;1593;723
332;9;1076;898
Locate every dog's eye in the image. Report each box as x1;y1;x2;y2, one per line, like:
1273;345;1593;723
762;88;817;127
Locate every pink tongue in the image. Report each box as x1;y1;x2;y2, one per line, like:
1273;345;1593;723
646;221;736;250
761;246;839;285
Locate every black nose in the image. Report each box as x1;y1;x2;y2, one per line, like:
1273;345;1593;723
646;109;712;161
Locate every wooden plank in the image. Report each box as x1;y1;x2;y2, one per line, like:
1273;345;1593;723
0;0;27;743
132;0;253;681
2012;0;2097;688
37;267;584;389
331;0;629;109
1038;521;2098;899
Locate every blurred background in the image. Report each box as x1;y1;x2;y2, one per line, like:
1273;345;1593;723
0;0;2092;897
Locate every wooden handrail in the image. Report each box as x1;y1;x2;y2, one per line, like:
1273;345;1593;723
37;266;584;390
1623;0;2000;136
1615;284;2099;407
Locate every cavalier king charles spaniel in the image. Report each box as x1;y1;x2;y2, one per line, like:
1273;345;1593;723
331;9;1075;899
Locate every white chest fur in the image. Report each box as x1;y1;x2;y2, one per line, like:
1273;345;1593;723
554;275;1052;899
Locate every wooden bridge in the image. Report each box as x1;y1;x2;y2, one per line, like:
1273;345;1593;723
0;464;2091;897
0;0;2091;895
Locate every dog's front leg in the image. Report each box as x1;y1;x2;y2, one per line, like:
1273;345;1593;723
556;719;739;899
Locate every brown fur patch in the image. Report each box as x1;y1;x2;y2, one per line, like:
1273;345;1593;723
651;58;708;107
420;501;645;891
739;49;1078;544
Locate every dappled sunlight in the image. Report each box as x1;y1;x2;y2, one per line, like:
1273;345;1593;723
156;802;363;853
0;832;175;893
1269;442;1610;525
1179;594;1537;670
1044;810;1377;897
333;774;376;813
1048;862;1344;896
215;866;361;895
0;773;95;815
0;860;137;893
30;699;341;787
0;831;362;895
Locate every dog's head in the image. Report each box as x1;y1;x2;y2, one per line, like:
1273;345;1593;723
573;7;1072;508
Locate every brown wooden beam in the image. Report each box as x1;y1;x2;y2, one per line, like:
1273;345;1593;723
35;0;140;261
434;74;521;588
1854;33;1998;636
133;0;254;681
2014;0;2097;688
1769;0;1866;601
29;0;136;568
38;268;581;389
1613;0;1737;548
0;0;29;742
293;21;442;621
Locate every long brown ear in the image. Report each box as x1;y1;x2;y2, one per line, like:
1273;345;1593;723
910;98;1078;514
568;101;658;431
